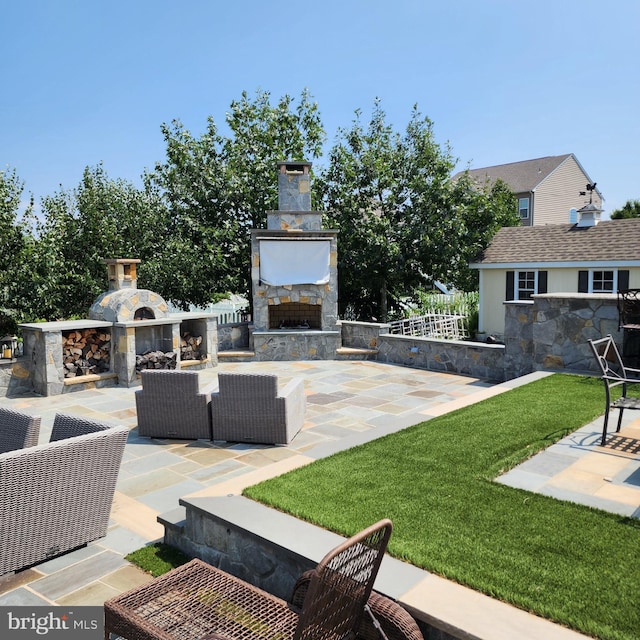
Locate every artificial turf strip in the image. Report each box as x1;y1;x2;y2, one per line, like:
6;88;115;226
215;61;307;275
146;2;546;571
244;374;640;640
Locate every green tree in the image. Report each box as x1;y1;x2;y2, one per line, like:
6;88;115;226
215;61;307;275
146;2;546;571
22;165;167;320
317;101;518;321
611;199;640;219
451;175;519;291
0;167;34;331
150;89;325;307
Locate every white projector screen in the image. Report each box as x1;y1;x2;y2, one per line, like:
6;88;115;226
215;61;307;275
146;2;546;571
259;240;330;286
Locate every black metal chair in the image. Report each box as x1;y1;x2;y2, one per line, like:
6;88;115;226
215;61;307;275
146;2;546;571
617;289;640;331
617;289;640;368
588;335;640;445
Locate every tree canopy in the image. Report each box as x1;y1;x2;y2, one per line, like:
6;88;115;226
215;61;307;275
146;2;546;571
2;91;518;325
610;199;640;219
317;101;519;320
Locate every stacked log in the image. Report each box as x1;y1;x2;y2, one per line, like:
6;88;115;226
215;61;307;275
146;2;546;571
181;332;205;361
136;350;177;371
63;329;111;378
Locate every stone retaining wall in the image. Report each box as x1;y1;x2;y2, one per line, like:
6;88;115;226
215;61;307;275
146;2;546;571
376;333;505;382
339;320;390;349
0;360;33;397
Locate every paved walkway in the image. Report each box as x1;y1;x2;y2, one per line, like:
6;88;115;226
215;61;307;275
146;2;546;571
0;360;638;638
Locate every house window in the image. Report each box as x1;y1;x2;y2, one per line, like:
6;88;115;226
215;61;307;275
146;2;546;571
517;271;536;300
519;197;530;219
506;270;547;301
578;269;628;293
591;270;616;293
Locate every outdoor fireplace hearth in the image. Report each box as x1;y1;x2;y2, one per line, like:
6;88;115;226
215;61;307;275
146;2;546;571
250;162;340;360
269;302;322;330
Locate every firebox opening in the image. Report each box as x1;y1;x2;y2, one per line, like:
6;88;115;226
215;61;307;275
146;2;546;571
134;307;155;321
269;302;321;330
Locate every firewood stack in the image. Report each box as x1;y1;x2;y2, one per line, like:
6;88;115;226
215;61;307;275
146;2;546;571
180;332;205;361
63;329;111;378
135;351;177;371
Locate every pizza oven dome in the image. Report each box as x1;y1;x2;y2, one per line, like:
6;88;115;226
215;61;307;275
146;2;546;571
88;258;170;323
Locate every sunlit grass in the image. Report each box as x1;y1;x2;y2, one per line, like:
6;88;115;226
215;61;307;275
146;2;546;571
245;374;640;640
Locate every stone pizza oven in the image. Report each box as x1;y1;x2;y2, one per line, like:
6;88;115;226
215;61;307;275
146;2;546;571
89;259;170;323
20;259;218;396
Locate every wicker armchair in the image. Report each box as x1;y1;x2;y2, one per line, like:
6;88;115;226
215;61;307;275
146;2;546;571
136;369;213;440
0;413;128;576
104;519;393;640
589;334;640;445
289;570;423;640
0;406;41;454
210;372;305;444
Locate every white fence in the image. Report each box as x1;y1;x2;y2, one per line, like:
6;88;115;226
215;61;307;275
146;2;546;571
388;313;469;340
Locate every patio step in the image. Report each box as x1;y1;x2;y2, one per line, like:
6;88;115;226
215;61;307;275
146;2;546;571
335;346;379;360
217;349;256;362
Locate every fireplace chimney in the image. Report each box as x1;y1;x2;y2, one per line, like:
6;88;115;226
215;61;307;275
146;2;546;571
277;161;312;212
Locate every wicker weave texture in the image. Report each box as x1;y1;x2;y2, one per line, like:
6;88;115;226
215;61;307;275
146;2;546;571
290;571;423;640
0;414;128;576
210;373;305;444
105;559;300;640
0;407;41;454
136;370;213;440
104;520;393;640
295;520;393;640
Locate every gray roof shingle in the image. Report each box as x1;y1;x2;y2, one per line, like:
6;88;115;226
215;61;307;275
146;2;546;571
460;154;573;193
473;219;640;265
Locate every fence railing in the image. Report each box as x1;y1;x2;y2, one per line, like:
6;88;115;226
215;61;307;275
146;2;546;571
388;313;469;340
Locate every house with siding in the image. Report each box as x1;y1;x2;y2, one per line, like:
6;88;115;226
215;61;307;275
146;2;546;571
470;217;640;339
460;153;603;225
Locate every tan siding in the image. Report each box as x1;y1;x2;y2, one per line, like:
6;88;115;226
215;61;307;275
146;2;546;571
479;270;508;337
532;157;603;225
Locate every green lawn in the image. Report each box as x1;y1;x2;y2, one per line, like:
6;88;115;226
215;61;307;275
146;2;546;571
244;374;640;640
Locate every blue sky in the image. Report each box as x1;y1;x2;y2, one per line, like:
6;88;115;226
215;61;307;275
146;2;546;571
2;0;639;217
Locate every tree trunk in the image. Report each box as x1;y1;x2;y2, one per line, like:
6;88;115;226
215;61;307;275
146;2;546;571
380;281;388;323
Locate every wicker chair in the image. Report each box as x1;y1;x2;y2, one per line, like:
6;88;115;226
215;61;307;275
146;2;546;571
588;335;640;445
289;570;423;640
0;406;41;454
104;519;393;640
210;372;305;444
136;369;213;439
0;413;129;576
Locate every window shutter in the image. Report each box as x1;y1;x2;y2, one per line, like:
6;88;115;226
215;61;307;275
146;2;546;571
506;271;515;300
578;270;589;293
538;271;548;294
618;270;629;291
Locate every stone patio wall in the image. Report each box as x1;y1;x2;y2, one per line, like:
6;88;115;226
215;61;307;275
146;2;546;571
504;293;620;378
213;321;250;351
339;320;390;349
376;333;506;382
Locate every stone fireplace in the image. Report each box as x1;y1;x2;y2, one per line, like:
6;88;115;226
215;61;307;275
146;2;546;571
250;162;340;360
